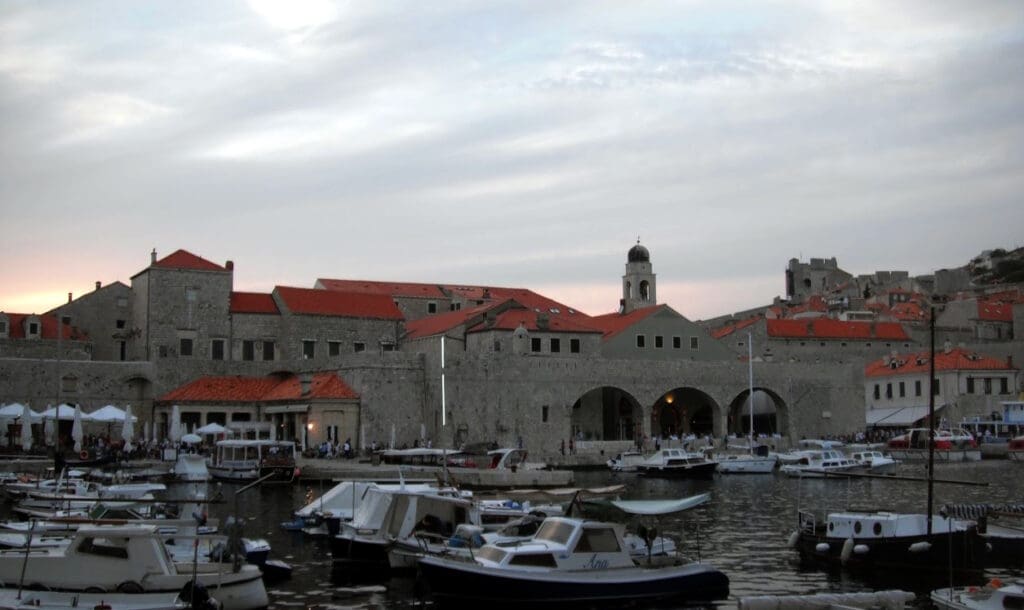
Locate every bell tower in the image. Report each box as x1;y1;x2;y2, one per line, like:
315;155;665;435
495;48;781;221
621;238;656;314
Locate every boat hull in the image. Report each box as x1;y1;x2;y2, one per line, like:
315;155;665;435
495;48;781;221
637;462;718;479
417;555;730;605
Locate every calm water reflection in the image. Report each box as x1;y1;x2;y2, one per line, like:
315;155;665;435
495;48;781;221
202;460;1022;609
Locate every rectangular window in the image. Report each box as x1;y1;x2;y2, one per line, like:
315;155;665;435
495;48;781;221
673;336;681;349
655;335;663;348
354;342;366;353
382;343;395;352
329;341;341;357
932;378;940;396
61;376;77;393
550;338;560;353
690;336;699;350
1000;378;1008;394
984;378;992;395
494;340;501;352
873;384;880;400
262;341;275;360
242;340;255;361
116;319;126;329
302;340;315;359
179;338;193;357
570;338;580;353
885;383;892;399
542;405;549;423
531;338;541;352
967;378;975;393
0;320;6;334
898;381;905;397
915;380;922;396
636;335;645;348
427;302;437;314
29;322;39;335
211;339;224;360
118;341;126;361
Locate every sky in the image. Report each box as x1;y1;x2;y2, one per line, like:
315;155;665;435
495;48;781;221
2;1;1022;321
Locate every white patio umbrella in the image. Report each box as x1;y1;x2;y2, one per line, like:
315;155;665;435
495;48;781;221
72;405;84;453
196;422;232;436
122;405;134;452
20;403;33;452
43;415;54;447
0;403;37;419
41;404;80;420
88;405;136;423
169;405;182;443
181;433;201;445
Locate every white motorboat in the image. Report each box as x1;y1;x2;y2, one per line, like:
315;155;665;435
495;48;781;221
849;450;899;473
288;480;439;536
719;336;778;475
0;524;267;610
0;588;211;610
932;579;1024;609
417;516;730;605
208;439;297;482
636;449;718;479
606;450;645;472
779;449;861;478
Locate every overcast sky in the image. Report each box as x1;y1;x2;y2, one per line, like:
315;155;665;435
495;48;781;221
2;1;1022;321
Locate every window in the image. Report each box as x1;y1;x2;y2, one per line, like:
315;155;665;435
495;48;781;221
898;381;905;397
118;341;127;361
673;336;681;349
428;302;437;314
574;528;621;553
242;340;255;361
77;537;128;559
873;384;880;400
29;322;39;335
179;338;193;357
932;378;940;396
494;340;501;352
690;336;699;350
550;338;560;353
329;341;341;357
211;339;225;361
542;405;549;423
885;383;892;399
636;335;646;348
967;378;975;393
262;341;275;360
61;375;77;393
655;335;663;348
302;340;315;359
570;338;580;353
116;319;126;329
1001;378;1009;394
509;554;558;567
0;320;6;335
530;337;542;352
984;378;992;395
382;343;395;352
354;342;366;353
915;380;922;396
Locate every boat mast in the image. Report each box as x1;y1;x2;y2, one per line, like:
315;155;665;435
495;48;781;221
748;332;754;454
927;307;936;536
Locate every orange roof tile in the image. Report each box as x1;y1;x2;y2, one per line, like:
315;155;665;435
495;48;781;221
152;249;227;272
317;279;448;299
159;372;359;402
404;304;492;340
767;318;909;340
2;313;86;340
865;347;1017;377
978;299;1013;322
468;307;602;335
710;317;760;339
230;292;280;315
274;286;403;320
589;306;662;339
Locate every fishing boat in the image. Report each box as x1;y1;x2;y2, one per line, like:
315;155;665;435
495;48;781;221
636;448;718;479
718;334;778;474
207;439;297;482
416;515;730;606
931;578;1024;609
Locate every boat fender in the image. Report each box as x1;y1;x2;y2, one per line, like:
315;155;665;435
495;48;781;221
853;544;869;555
815;543;830;553
908;541;931;553
787;531;800;549
989;578;1003;589
80;450;89;460
840;538;854;564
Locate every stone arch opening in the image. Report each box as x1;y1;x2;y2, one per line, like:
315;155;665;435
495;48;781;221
652;388;720;438
570;387;642;441
726;387;787;436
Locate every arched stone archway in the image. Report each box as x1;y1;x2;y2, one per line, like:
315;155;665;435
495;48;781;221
570;386;642;441
652;387;721;438
726;387;787;436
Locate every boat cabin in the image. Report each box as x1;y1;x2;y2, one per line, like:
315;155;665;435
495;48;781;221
475;517;635;570
822;511;970;540
209;439;296;481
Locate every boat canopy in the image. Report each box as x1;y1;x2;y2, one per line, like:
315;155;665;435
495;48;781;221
610;493;710;515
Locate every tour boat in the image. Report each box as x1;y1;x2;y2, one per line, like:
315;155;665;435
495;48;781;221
636;448;718;479
207;439;297;482
849;450;900;473
779;449;861;478
931;578;1024;609
416;516;730;606
0;524;268;610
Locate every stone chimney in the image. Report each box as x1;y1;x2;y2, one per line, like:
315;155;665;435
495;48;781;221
225;260;234;271
299;372;312;397
151;248;157;264
95;281;101;291
67;292;72;303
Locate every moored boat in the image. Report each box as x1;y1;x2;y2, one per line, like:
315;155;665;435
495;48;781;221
850;450;900;473
208;439;297;482
1008;435;1024;462
636;448;718;479
931;578;1024;609
779;449;861;478
606;450;645;472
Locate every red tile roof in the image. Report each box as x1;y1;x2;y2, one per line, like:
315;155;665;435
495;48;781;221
404;304;492;340
230;292;280;315
467;306;602;335
767;318;910;340
152;249;227;272
889;302;926;322
317;279;448;299
274;286;403;320
159;372;359;402
2;313;85;340
865;347;1017;377
589;306;662;339
710;317;760;339
978;299;1013;322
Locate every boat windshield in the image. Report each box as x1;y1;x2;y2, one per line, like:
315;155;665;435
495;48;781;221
535;520;574;545
477;546;507;564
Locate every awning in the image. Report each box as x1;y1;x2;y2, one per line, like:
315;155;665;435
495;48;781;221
866;404;945;427
263;404;309;414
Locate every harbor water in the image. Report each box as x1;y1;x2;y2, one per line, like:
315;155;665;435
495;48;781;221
197;460;1020;608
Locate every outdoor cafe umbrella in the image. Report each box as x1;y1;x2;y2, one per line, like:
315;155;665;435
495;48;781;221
20;403;33;451
196;422;232;436
169;405;182;443
88;405;136;423
43;413;54;446
122;405;134;453
72;405;84;453
181;433;202;445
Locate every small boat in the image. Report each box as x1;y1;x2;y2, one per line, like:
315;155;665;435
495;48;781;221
636;449;718;479
931;578;1024;609
416;516;730;606
606;451;645;472
1008;435;1024;462
779;449;861;478
207;439;297;482
0;588;213;610
886;428;982;462
850;450;900;473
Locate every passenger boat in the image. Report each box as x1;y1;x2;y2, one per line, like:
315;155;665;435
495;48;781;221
207;439;297;482
931;578;1024;609
0;524;268;610
779;449;861;478
636;448;718;479
849;450;900;473
416;516;730;606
